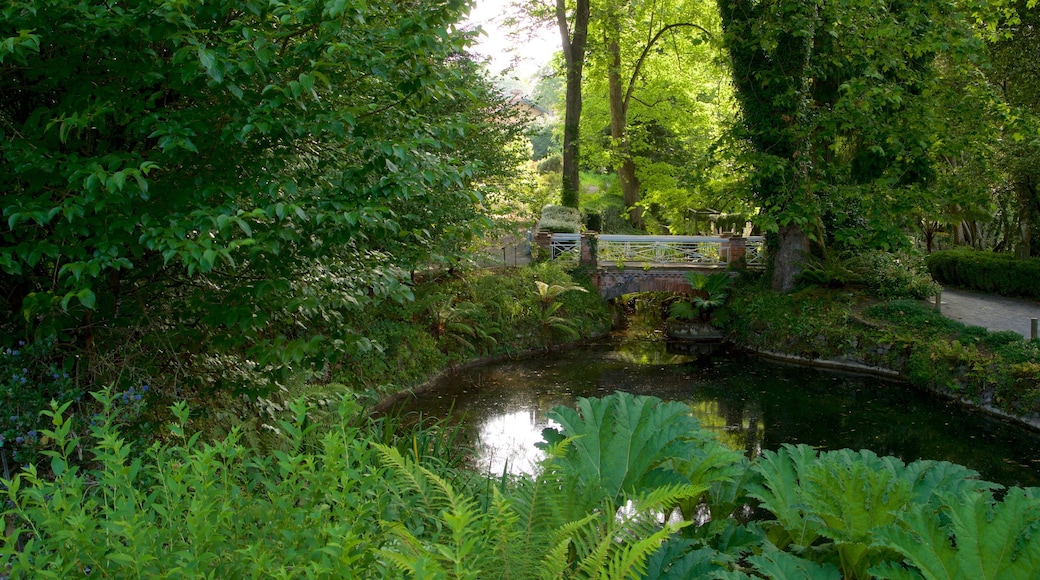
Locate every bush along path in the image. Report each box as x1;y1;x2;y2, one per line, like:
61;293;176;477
717;286;1040;429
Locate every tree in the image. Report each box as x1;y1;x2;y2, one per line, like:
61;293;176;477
557;0;592;208
595;0;715;230
987;1;1040;257
717;0;982;290
0;0;526;392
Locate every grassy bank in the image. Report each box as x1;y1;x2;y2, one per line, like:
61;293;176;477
717;284;1040;423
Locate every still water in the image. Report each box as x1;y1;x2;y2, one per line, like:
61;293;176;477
398;332;1040;488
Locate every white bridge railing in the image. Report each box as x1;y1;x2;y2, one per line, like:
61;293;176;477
745;237;765;269
544;232;765;269
599;235;726;265
550;233;582;260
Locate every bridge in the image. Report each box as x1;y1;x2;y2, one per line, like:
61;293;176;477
533;232;765;300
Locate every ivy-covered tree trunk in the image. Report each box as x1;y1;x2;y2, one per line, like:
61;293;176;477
716;0;815;291
990;1;1040;258
718;0;979;290
558;0;591;209
1016;176;1040;258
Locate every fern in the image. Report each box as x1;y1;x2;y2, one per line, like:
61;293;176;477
374;443;504;580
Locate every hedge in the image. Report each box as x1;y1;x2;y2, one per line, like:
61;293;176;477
925;249;1040;299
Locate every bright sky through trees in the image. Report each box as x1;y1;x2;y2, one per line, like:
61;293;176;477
465;0;557;83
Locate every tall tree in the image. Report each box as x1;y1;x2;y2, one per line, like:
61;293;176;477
597;0;714;229
988;1;1040;257
515;0;589;208
0;0;526;391
717;0;981;290
557;0;592;208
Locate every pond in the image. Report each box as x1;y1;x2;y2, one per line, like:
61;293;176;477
395;315;1040;488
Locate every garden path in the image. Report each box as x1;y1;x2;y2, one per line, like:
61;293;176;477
934;288;1040;339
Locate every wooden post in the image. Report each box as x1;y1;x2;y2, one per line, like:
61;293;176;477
934;289;942;313
1031;318;1038;341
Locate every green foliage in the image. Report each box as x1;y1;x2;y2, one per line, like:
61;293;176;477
864;300;968;339
2;394;393;576
722;285;1040;420
5;391;1040;578
537;154;563;174
847;251;940;300
926;249;1040;299
873;487;1040;579
534;279;590;344
333;263;609;397
797;254;864;289
670;272;734;321
537;204;583;233
718;0;987;286
747;445;999;579
0;336;80;467
0;0;528;397
539;393;715;511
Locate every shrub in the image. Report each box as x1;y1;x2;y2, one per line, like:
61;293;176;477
536;154;563;174
926;250;1040;299
848;250;939;299
0;336;83;468
536;204;582;234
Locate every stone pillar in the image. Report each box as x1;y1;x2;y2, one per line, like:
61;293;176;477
580;231;598;266
533;230;552;258
725;236;746;267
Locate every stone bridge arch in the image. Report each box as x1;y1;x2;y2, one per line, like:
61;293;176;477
590;267;726;301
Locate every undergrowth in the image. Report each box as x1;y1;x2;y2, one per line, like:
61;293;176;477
5;391;1039;579
720;285;1040;418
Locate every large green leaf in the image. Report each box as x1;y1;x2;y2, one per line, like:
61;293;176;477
743;545;843;580
802;449;913;579
540;392;708;510
641;539;726;580
745;444;823;549
872;487;1040;580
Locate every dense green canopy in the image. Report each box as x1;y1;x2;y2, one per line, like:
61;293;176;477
1;0;525;390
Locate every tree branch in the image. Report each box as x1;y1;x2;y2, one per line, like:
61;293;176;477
624;22;713;111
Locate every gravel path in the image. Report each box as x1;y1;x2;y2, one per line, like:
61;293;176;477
934;288;1040;339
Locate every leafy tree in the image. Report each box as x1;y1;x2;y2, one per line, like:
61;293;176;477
987;1;1040;257
0;0;526;393
588;0;716;230
716;0;984;290
516;0;593;208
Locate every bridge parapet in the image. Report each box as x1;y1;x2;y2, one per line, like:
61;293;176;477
534;231;763;268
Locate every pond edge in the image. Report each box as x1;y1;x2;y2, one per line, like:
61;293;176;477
742;345;1040;432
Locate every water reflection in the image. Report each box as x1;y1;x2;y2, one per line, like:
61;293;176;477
400;337;1040;487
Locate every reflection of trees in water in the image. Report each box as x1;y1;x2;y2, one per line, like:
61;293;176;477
689;400;765;459
399;298;1040;486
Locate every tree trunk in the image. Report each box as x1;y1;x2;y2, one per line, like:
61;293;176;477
558;0;590;209
607;29;642;229
771;223;810;292
1015;175;1037;258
